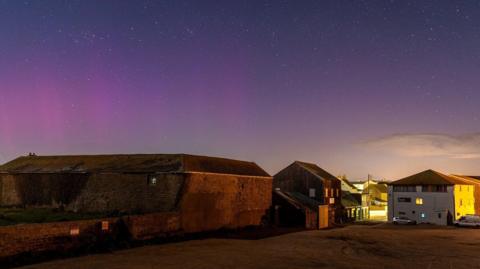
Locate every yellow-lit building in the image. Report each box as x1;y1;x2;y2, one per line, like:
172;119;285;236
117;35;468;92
453;184;475;219
350;178;388;221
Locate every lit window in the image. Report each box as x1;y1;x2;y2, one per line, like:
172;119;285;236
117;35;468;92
70;226;80;236
416;198;423;205
421;213;426;218
148;176;157;186
101;221;109;231
325;188;329;197
330;188;334;197
329;198;335;204
309;188;316;198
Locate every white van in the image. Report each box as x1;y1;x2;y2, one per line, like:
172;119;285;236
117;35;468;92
453;215;480;227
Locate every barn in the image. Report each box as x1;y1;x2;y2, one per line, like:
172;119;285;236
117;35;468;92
273;161;342;226
0;154;272;233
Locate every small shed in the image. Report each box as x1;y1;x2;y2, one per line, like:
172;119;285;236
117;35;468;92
272;190;325;229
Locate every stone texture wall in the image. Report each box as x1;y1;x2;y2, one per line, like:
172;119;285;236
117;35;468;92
0;173;89;208
0;173;186;214
123;212;181;240
0;171;273;261
180;173;272;233
0;217;118;260
0;174;22;206
71;173;185;214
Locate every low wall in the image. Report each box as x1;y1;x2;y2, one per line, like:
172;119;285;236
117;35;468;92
0;209;270;265
0;217;118;260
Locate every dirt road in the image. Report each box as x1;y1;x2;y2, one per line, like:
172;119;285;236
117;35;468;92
20;224;480;269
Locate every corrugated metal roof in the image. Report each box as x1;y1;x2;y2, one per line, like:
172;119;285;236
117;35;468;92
0;154;271;177
390;170;469;185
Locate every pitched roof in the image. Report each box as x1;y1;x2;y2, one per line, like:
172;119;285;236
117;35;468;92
390;169;468;186
0;154;270;177
341;191;361;207
339;177;358;191
363;183;387;194
294;161;339;182
274;190;322;211
451;175;480;185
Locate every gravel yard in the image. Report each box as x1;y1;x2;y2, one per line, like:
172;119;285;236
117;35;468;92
20;223;480;269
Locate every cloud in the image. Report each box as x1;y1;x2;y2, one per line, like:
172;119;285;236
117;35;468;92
362;133;480;159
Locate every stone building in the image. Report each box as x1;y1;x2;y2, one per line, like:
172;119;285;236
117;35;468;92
0;154;272;233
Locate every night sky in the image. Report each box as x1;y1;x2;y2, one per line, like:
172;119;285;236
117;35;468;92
1;0;480;180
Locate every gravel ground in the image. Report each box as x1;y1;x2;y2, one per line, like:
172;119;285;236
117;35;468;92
19;223;480;269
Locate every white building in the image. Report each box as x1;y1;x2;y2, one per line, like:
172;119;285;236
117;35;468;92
388;170;475;225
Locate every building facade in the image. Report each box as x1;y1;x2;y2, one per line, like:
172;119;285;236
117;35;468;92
273;161;342;225
0;154;272;233
337;175;368;221
388;170;475;225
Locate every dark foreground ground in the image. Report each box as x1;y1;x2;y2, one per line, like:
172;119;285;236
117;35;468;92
19;223;480;269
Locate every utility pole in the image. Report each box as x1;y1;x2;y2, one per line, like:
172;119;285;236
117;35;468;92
367;174;371;220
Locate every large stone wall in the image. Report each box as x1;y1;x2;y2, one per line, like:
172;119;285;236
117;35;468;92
71;173;185;214
0;172;272;223
0;172;272;263
0;173;89;208
180;173;272;233
0;173;186;214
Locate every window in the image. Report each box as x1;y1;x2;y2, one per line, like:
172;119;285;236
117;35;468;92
101;221;109;232
325;188;329;197
412;211;416;214
336;188;339;197
329;198;335;204
309;188;316;198
398;197;411;203
460;199;463;206
421;213;426;218
330;188;334;197
422;185;447;192
393;185;416;192
148;176;157;186
399;211;406;215
438;213;442;219
416;198;423;205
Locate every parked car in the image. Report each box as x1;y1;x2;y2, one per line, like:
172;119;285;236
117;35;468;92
392;216;416;225
453;215;480;228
